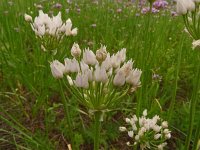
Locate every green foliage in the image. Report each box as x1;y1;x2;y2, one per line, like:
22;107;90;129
0;0;200;149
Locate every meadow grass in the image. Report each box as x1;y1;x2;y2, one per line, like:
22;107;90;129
0;0;200;149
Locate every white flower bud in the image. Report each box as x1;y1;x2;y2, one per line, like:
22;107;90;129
71;43;81;58
113;70;126;86
161;121;168;128
165;133;171;139
126;69;142;87
64;58;80;73
163;129;170;134
158;142;167;150
67;75;73;86
50;60;65;79
80;61;89;72
128;130;134;138
71;28;78;36
126;142;130;146
125;118;131;123
41;45;46;51
96;45;107;62
85;68;93;82
111;54;121;68
154;134;161;140
153;125;161;133
74;73;89;89
139;117;145;126
188;17;192;25
119;60;133;77
24;13;32;22
52;12;62;28
64;19;77;36
130;118;135;126
143;109;147;117
111;49;126;68
135;135;140;141
119;48;126;62
152;115;160;123
133;115;138;122
101;53;112;70
132;124;137;131
119;126;127;132
94;65;108;83
107;68;113;77
64;58;71;73
65;19;72;36
138;127;146;137
83;48;97;65
37;25;45;36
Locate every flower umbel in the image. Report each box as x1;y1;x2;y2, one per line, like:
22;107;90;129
25;10;77;54
119;109;171;149
50;44;142;111
176;0;200;49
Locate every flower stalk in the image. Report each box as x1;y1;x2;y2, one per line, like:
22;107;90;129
185;53;200;150
94;111;102;150
58;79;74;147
176;1;200;149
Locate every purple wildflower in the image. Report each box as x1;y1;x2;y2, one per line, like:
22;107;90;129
153;0;168;9
141;7;159;14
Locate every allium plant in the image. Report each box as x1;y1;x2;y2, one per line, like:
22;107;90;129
25;10;77;54
119;109;171;150
176;0;200;49
153;0;168;10
176;1;200;149
50;43;142;149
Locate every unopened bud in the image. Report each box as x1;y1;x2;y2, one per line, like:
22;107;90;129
24;13;32;22
71;43;81;58
96;45;107;62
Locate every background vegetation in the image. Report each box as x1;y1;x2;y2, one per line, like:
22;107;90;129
0;0;199;149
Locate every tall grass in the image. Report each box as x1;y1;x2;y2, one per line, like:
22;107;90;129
0;0;199;149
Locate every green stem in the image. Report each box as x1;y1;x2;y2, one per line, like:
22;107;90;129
185;53;200;150
58;80;74;147
192;119;200;150
167;35;183;121
94;111;101;150
149;3;153;14
134;0;139;14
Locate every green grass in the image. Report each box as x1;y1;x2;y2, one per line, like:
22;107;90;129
0;0;200;149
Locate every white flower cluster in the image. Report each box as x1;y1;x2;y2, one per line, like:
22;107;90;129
119;109;171;150
50;43;142;110
176;0;196;15
25;10;77;37
176;0;200;50
25;11;77;53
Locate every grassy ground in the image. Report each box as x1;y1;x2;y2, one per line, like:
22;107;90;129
0;0;200;149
